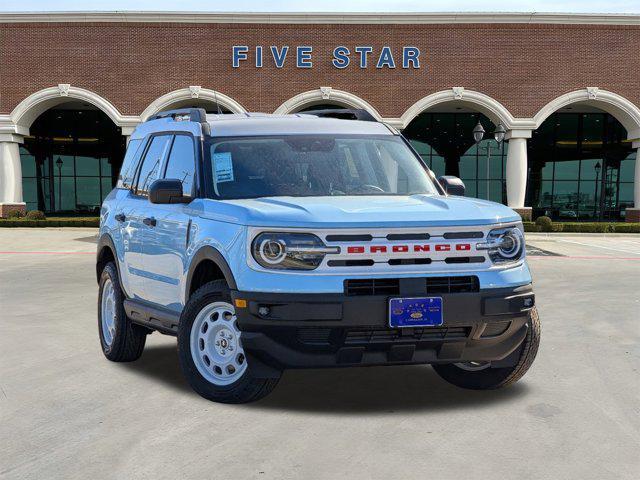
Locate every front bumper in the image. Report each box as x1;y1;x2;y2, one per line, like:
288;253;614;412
231;283;534;370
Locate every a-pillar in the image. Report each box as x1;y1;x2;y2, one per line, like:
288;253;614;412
0;134;26;218
505;129;532;221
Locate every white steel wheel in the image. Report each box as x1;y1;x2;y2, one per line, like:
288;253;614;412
100;278;117;347
189;301;248;386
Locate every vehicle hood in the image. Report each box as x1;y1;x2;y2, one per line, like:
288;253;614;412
196;195;522;228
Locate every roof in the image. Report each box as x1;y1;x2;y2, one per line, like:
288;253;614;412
1;12;640;26
204;113;395;137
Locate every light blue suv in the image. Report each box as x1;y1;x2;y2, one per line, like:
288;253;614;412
97;108;540;404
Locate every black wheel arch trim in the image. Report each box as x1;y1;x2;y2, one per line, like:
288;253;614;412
186;245;238;295
96;233;130;298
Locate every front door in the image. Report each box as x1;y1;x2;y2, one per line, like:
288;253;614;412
141;134;198;311
123;134;173;300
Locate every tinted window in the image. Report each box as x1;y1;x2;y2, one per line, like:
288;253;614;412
164;135;196;196
135;135;171;195
209;135;438;199
117;139;143;189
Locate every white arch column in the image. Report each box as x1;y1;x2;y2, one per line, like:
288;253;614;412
505;129;532;221
0;133;25;218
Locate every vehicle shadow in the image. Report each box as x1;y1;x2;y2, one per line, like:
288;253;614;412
253;366;529;414
121;344;529;414
118;344;192;394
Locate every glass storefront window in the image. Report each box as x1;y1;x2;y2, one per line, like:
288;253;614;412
21;108;124;214
403;112;508;204
527;112;634;222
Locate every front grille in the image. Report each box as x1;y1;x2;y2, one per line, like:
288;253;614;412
425;276;479;294
344;278;401;296
345;276;479;296
344;326;469;344
296;328;333;345
296;326;470;347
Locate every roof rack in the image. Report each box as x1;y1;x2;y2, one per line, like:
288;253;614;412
302;108;378;122
147;108;207;123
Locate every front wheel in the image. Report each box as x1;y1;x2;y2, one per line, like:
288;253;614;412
433;307;541;390
177;280;281;403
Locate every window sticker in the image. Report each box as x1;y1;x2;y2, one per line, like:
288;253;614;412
213;152;234;183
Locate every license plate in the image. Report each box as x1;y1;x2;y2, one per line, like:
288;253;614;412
389;297;443;328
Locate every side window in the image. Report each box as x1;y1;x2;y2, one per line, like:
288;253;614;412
135;135;172;196
117;139;143;189
164;135;196;196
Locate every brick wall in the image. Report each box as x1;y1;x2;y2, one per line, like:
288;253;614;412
1;22;639;118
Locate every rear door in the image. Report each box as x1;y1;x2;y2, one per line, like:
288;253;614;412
120;134;172;300
141;134;198;311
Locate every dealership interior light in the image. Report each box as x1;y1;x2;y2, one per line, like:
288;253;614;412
494;123;506;143
472;121;485;143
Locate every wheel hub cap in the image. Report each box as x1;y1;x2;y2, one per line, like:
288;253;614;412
100;279;117;347
190;301;247;386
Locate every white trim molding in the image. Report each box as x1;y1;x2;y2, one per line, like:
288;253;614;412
7;85;138;130
140;87;246;120
2;12;640;25
274;88;383;120
391;89;517;130
533;88;640;140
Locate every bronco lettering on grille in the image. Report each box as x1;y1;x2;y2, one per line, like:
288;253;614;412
345;243;471;254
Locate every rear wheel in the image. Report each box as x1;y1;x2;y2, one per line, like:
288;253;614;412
98;262;146;362
433;307;541;390
177;280;280;403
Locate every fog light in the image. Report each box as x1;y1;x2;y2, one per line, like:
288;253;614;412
258;306;270;317
523;297;534;308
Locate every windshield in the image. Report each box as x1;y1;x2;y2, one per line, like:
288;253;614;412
207;135;440;199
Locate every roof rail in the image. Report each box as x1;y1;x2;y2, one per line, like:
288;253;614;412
302;108;378;122
147;108;207;123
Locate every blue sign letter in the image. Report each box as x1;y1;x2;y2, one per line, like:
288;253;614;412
270;46;289;68
403;47;420;68
297;46;313;68
232;46;248;68
255;46;263;68
376;47;396;69
332;46;350;69
354;46;373;68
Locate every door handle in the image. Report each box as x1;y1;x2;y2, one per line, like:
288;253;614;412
143;217;157;227
114;213;126;222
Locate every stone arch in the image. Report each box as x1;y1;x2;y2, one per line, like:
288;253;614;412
398;88;516;130
140;87;246;120
533;88;640;139
10;85;133;129
274;87;382;120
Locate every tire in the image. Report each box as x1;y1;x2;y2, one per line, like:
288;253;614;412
98;261;146;362
177;280;281;404
432;307;541;390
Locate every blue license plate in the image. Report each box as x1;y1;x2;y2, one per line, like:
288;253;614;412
389;297;443;328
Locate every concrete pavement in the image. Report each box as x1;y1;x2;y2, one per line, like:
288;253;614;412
0;229;638;480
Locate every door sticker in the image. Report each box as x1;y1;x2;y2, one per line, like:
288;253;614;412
213;152;234;183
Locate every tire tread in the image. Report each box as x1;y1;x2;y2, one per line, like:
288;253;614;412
98;262;146;362
178;280;280;404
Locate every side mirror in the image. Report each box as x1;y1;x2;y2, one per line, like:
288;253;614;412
438;176;466;196
149;179;189;204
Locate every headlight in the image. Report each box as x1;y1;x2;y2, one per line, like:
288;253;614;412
251;232;339;270
476;225;525;265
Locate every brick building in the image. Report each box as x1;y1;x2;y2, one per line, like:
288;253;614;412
0;11;639;221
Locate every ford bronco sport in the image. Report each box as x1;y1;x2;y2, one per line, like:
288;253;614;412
97;108;540;404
